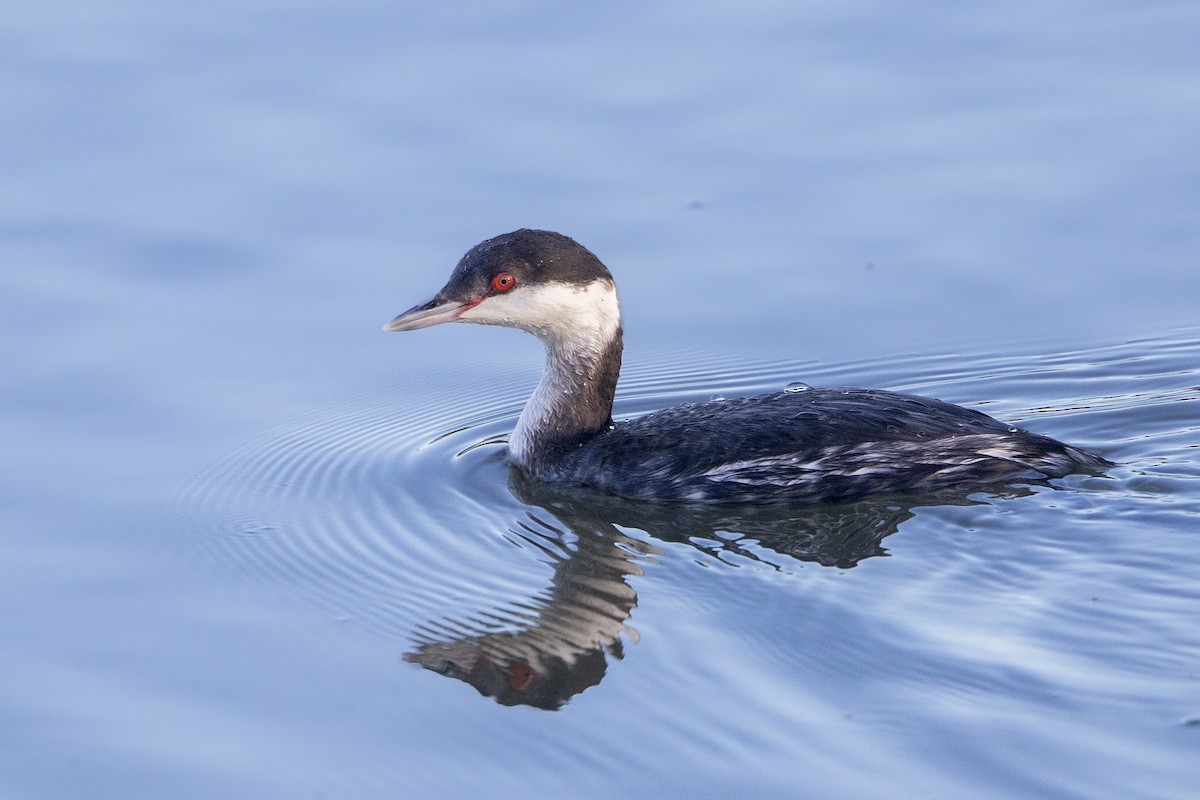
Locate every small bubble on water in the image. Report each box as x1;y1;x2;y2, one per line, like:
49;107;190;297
710;394;726;402
785;382;812;393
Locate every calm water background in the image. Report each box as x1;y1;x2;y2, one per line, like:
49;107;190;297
3;2;1199;798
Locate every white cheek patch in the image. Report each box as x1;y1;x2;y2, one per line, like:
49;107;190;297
459;279;620;347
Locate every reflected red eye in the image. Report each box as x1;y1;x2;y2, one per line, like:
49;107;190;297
490;272;517;293
506;662;535;692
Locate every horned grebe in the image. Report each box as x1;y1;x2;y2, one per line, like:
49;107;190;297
385;229;1109;503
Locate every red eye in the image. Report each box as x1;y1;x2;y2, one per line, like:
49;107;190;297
490;272;517;293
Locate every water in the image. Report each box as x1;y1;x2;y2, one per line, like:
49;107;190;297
3;1;1200;798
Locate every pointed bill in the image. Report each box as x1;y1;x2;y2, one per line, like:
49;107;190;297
383;298;477;332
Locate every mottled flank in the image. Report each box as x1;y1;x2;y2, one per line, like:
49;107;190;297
531;388;1111;504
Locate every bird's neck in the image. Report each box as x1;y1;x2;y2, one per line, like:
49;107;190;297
509;322;623;472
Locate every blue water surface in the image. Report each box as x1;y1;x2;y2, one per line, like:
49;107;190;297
2;2;1199;798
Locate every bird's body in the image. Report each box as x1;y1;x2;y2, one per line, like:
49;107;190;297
536;387;1106;503
385;229;1108;504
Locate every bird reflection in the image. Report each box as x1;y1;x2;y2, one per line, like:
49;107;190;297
405;470;1027;709
404;505;653;710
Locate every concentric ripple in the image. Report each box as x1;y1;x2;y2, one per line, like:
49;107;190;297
172;350;826;643
172;330;1200;693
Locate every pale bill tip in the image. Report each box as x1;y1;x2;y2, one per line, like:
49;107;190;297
383;299;469;332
